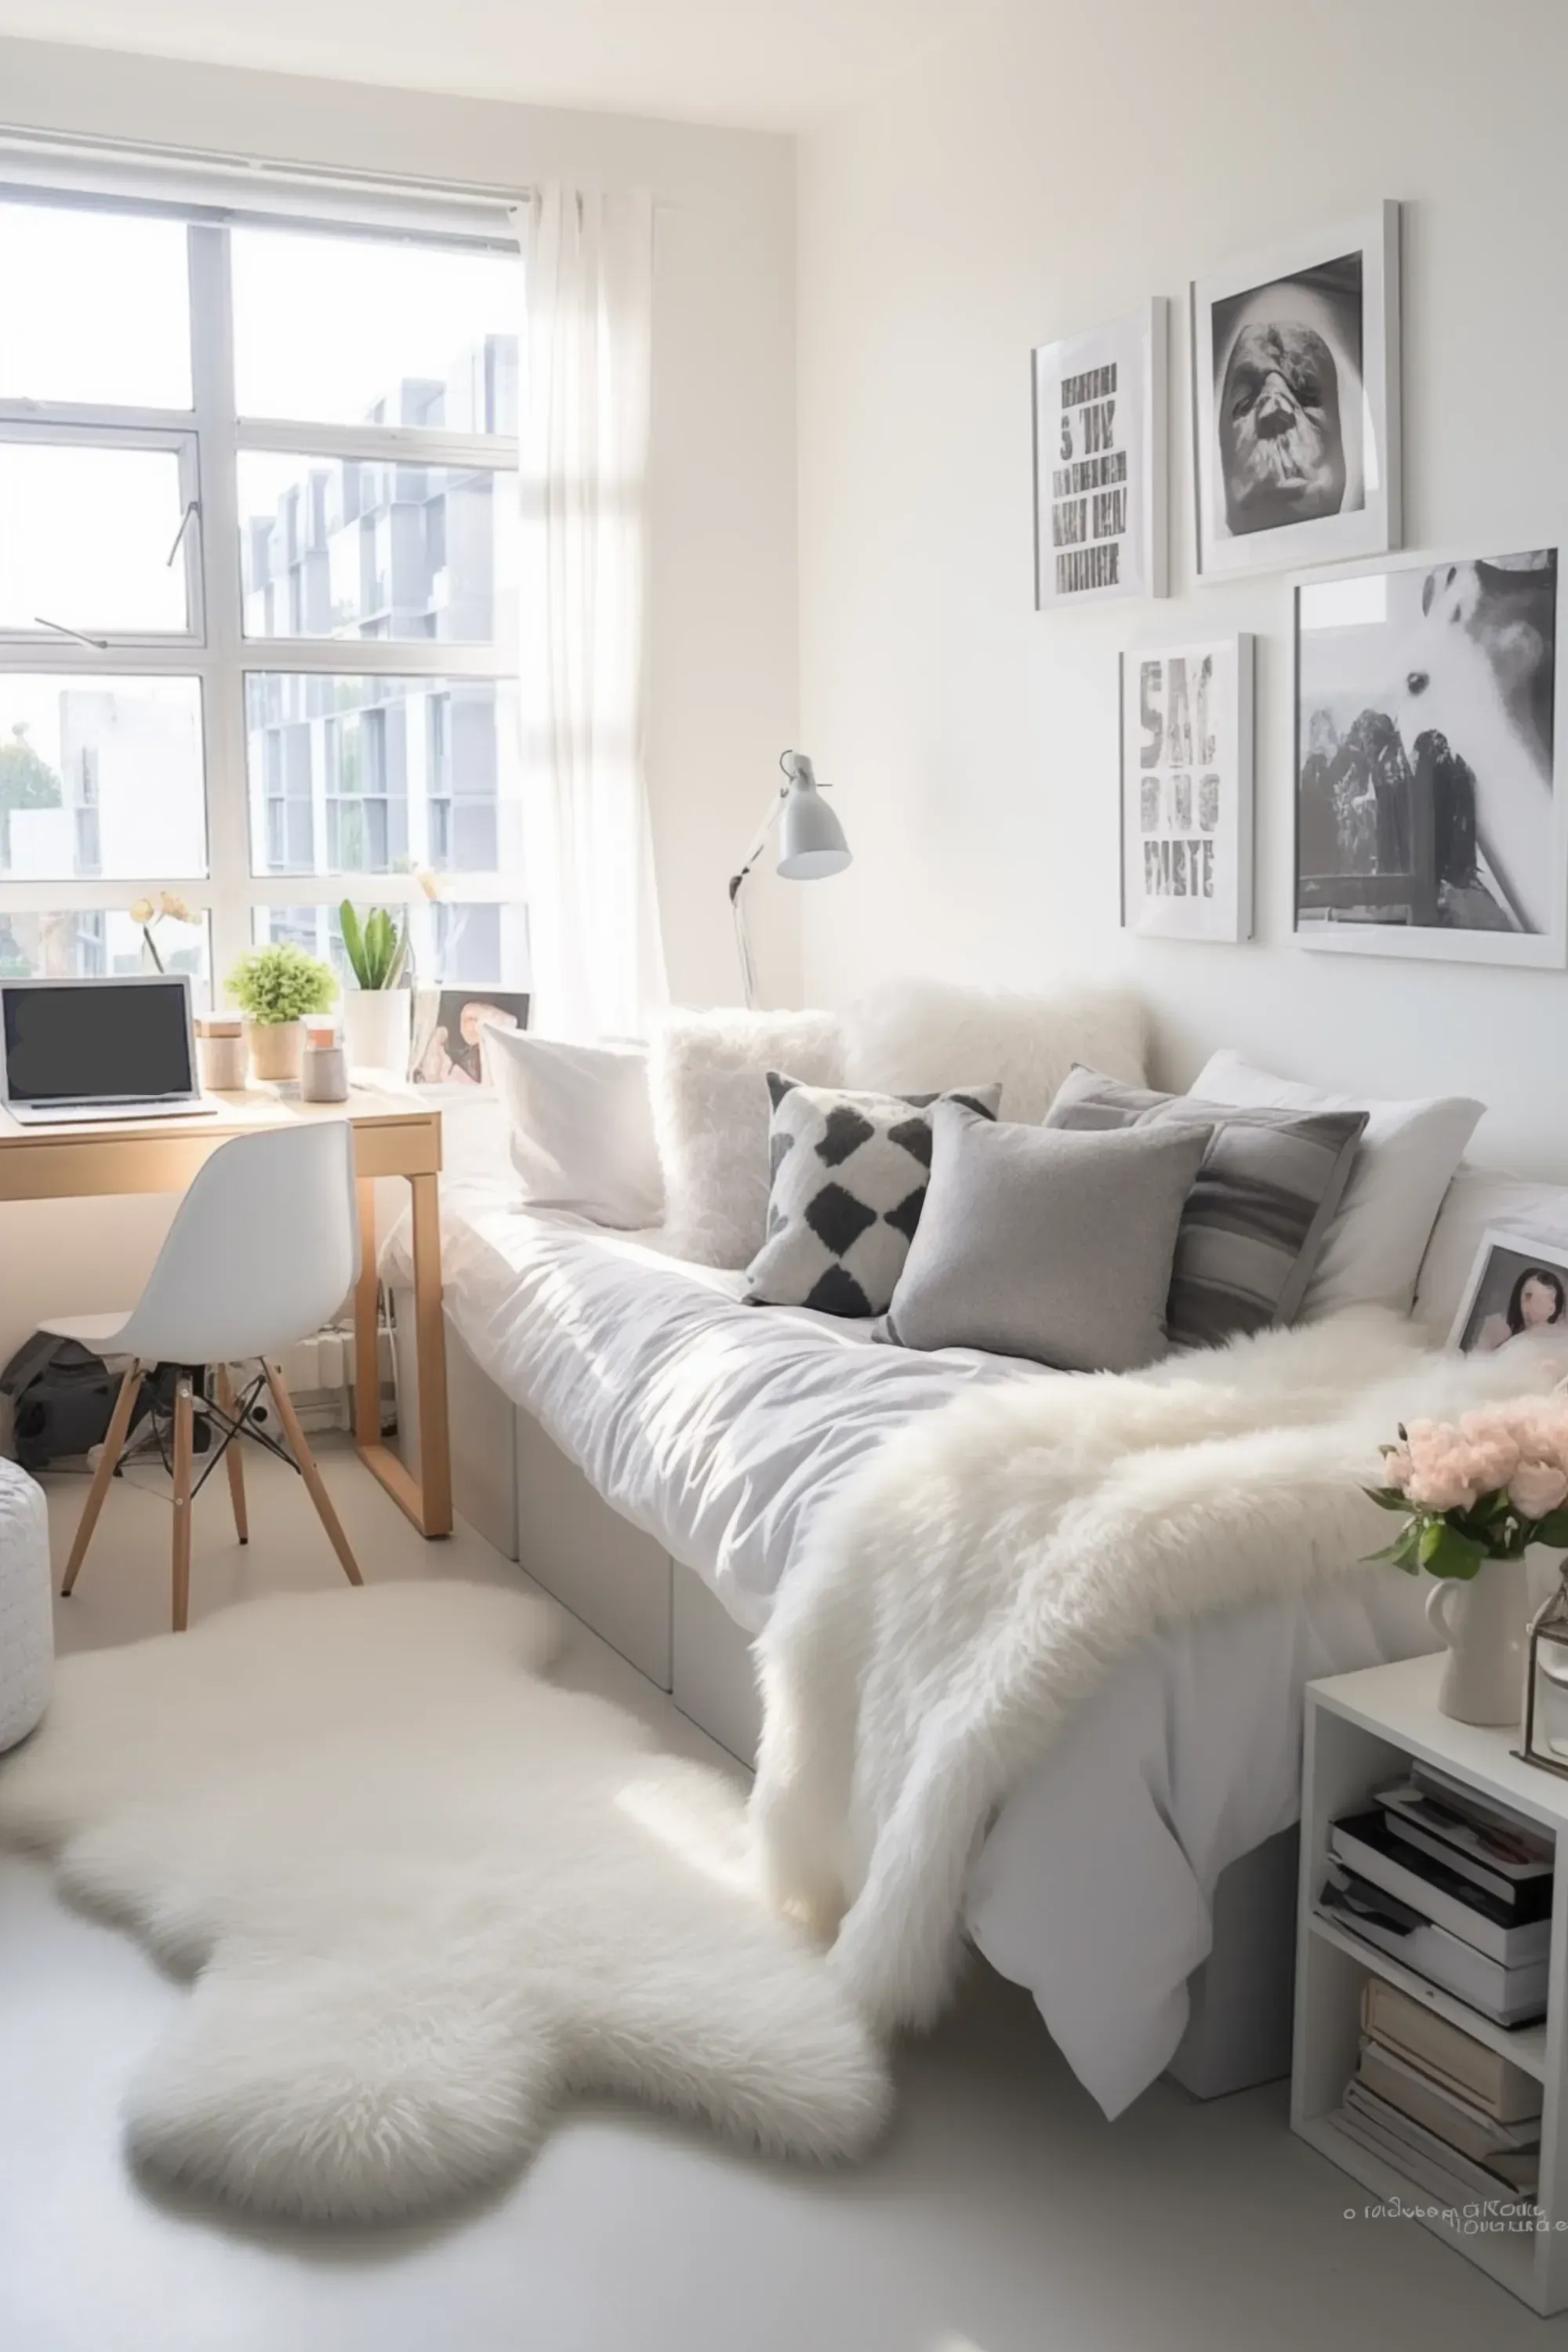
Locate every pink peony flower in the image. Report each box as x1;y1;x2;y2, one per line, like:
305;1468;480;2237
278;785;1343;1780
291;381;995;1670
1512;1460;1568;1520
1381;1443;1414;1493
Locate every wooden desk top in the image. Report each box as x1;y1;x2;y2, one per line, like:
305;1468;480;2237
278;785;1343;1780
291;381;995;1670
0;1085;443;1200
0;1083;438;1150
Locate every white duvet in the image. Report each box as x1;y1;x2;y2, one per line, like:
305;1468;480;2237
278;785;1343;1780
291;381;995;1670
385;1178;1432;2115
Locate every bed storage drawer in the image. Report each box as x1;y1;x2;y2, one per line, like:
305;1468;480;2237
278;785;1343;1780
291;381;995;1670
513;1408;673;1688
671;1567;762;1767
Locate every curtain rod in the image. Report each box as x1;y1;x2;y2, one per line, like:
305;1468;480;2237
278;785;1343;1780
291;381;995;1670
0;121;539;211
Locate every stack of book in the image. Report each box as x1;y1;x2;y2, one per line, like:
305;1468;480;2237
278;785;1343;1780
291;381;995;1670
1316;1762;1554;2027
1333;1980;1543;2205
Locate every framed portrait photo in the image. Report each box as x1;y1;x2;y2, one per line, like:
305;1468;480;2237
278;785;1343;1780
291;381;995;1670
1120;635;1254;942
1294;544;1565;967
1192;203;1400;581
410;987;531;1090
1033;298;1168;608
1448;1229;1568;1356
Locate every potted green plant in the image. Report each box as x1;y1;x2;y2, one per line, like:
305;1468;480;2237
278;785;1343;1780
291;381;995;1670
225;944;337;1084
338;899;413;1080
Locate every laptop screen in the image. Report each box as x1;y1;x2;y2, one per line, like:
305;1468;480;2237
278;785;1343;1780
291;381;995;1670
2;980;195;1104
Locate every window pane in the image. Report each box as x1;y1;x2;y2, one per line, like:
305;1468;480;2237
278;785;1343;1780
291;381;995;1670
232;229;518;432
255;904;528;989
0;675;207;881
245;673;519;878
0;906;209;983
0;442;191;634
0;202;191;409
238;452;516;644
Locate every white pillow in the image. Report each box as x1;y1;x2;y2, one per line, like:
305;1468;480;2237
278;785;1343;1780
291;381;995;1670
485;1029;664;1230
1190;1050;1484;1319
650;1007;845;1266
844;976;1145;1123
1414;1163;1568;1339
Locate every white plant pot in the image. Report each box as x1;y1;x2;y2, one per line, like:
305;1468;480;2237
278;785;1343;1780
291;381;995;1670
342;988;413;1083
1426;1556;1533;1728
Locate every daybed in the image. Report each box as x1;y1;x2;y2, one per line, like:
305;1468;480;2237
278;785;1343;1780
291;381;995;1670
383;993;1568;2118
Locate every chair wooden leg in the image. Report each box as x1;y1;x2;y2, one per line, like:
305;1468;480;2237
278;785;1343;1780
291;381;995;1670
262;1359;364;1588
60;1360;143;1598
170;1374;195;1634
214;1364;249;1545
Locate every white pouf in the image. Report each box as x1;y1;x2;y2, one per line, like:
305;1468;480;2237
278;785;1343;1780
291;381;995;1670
0;1458;52;1751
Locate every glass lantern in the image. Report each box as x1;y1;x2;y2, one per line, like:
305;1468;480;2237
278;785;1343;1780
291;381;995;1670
1523;1570;1568;1777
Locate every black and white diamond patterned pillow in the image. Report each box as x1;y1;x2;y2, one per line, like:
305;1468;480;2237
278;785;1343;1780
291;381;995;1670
744;1073;1000;1316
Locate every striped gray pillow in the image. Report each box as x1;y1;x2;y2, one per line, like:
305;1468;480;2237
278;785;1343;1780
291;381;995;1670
1042;1065;1367;1348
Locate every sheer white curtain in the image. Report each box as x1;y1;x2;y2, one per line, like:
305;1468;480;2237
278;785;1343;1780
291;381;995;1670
510;186;668;1040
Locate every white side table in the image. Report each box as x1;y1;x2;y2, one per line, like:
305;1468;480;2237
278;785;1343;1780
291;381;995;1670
1294;1653;1568;2314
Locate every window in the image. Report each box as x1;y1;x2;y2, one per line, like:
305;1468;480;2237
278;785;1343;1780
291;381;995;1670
0;191;524;996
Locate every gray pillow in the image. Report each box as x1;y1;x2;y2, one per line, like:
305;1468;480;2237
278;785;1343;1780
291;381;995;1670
745;1073;1001;1316
1042;1065;1369;1348
885;1102;1213;1373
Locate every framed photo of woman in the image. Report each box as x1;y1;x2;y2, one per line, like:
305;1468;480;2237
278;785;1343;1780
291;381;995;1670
1449;1229;1568;1356
1192;203;1400;581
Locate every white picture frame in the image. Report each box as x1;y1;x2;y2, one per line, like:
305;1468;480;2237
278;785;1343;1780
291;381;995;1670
1192;202;1400;582
1033;298;1168;608
1120;633;1254;942
1294;543;1565;967
1446;1228;1568;1356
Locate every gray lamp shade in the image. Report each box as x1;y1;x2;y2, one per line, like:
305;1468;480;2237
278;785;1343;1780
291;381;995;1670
775;758;851;880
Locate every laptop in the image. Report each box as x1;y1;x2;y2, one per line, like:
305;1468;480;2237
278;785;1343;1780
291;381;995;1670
0;973;215;1126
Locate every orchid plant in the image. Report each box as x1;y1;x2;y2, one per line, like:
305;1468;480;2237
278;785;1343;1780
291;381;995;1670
1369;1397;1568;1579
128;888;192;973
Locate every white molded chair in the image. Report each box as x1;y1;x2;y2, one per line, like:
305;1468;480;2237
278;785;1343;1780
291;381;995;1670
44;1122;365;1632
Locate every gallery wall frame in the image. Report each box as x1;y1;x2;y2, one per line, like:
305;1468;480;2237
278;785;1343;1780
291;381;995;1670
1192;202;1401;583
1292;543;1565;967
1120;633;1255;942
1033;297;1169;608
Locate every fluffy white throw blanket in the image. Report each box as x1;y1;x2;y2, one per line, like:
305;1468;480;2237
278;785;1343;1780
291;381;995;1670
750;1309;1566;2032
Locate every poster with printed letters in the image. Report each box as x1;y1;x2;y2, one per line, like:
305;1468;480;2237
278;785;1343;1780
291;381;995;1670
1120;635;1254;941
1033;299;1168;607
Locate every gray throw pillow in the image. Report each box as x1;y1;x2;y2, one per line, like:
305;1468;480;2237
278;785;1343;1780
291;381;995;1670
886;1102;1213;1373
745;1074;1001;1316
1042;1065;1369;1348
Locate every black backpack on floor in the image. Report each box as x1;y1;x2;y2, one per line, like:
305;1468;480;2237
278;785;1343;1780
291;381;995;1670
0;1333;144;1471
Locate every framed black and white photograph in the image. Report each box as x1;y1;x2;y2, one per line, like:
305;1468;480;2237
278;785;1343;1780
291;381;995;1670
1294;546;1565;966
411;987;531;1087
1449;1229;1568;1356
1120;635;1254;942
1033;299;1168;608
1192;205;1399;581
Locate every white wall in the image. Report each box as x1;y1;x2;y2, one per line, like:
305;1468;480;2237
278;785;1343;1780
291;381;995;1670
0;36;798;1362
796;0;1568;1179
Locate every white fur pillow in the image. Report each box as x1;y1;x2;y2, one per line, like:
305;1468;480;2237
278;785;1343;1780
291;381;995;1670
651;1008;846;1266
844;976;1145;1123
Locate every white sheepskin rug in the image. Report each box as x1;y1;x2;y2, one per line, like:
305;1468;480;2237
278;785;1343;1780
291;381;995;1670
0;1581;888;2223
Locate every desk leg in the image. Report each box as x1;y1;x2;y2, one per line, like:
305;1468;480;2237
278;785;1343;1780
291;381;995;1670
354;1169;453;1540
353;1176;380;1449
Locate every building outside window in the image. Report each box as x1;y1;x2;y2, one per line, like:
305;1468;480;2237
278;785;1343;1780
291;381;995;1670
0;191;528;996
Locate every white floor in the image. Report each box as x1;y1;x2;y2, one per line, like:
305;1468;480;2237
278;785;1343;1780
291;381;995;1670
2;1438;1562;2350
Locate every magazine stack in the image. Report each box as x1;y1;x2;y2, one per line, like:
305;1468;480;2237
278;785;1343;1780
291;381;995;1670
1318;1762;1553;2027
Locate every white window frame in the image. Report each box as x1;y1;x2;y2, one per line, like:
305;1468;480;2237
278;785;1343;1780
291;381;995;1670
0;189;521;993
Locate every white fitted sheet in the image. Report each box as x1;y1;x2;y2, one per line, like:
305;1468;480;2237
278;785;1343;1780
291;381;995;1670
385;1182;1433;2115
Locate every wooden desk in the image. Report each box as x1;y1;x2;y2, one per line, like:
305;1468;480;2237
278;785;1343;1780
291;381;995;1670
0;1085;452;1540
